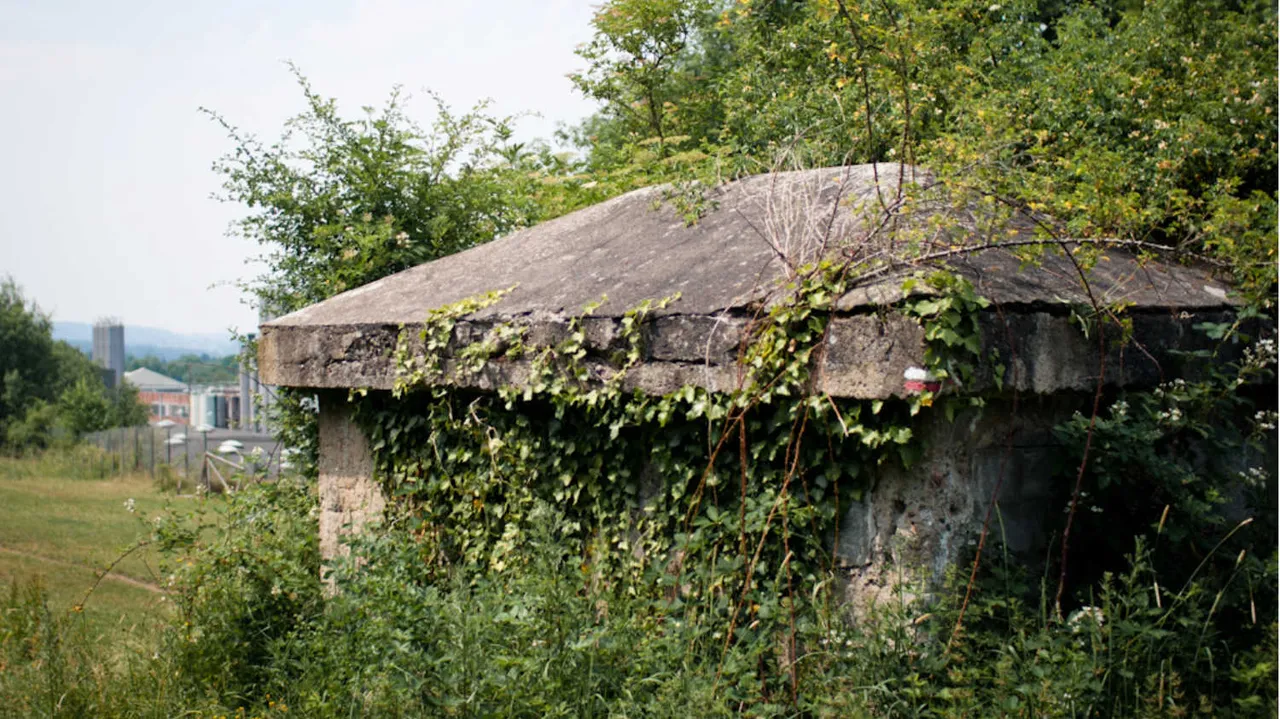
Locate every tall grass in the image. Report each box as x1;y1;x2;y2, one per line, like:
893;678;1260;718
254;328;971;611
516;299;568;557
0;444;134;481
1;479;1273;717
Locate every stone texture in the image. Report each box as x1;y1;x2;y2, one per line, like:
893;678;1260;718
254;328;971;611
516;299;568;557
318;392;386;573
259;306;1236;400
835;397;1067;609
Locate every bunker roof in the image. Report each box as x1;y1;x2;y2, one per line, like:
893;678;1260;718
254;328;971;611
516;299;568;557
259;164;1236;398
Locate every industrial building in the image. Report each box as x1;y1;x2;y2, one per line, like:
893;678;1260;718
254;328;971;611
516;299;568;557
124;367;190;423
100;312;277;431
123;365;272;431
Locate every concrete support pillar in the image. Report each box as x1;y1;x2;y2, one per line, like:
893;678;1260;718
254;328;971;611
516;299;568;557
318;393;386;579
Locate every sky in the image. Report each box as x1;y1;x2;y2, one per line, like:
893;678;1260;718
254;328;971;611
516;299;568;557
0;0;600;335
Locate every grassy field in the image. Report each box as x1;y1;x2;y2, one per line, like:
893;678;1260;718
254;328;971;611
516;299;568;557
0;466;182;644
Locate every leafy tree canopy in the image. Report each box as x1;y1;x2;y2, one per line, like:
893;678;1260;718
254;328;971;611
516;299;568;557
206;65;544;317
559;0;1277;299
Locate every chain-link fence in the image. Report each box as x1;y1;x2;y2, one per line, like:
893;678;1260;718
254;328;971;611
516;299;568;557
80;426;286;491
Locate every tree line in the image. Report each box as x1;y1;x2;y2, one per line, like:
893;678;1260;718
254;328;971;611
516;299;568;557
125;353;240;386
0;278;148;452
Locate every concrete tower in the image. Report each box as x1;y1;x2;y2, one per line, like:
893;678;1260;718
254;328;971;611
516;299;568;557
92;318;125;388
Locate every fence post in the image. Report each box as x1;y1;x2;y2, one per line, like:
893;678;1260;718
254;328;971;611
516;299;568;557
134;427;140;471
149;429;155;477
202;431;209;492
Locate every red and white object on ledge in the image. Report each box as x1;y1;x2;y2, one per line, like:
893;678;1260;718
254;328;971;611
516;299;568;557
903;366;941;394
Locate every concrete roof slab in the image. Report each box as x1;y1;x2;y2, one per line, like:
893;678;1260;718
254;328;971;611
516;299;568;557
260;165;1236;396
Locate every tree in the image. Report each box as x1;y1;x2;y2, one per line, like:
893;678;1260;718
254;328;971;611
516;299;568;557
0;277;146;450
0;277;56;437
570;0;719;152
55;379;113;436
3;400;59;451
567;0;1277;298
110;381;149;428
208;69;547;474
206;67;541;316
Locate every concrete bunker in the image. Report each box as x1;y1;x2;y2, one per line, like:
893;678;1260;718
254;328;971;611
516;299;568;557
257;164;1239;602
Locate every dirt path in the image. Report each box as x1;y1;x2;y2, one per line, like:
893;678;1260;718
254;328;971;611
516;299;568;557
0;545;164;593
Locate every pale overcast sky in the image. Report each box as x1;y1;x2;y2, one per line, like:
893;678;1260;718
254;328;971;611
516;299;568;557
0;0;599;335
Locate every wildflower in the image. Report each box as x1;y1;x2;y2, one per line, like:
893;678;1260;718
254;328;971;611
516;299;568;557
1111;400;1129;418
124;498;136;513
1067;605;1104;631
1239;466;1269;488
1244;338;1278;368
1254;410;1277;431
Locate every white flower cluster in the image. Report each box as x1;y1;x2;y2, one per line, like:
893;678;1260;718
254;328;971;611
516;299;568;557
1110;399;1129;418
1244;338;1277;369
123;498;136;513
1253;410;1277;432
1156;406;1183;424
1152;378;1188;399
1238;466;1270;488
1067;605;1105;632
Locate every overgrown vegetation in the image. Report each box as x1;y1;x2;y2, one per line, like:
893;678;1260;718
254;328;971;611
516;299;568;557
2;260;1273;715
1;0;1275;714
555;0;1276;303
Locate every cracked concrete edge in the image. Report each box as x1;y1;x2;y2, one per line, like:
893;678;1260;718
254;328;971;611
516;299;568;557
260;308;1236;399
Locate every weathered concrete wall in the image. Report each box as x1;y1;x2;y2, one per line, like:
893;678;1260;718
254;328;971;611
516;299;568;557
835;397;1071;608
260;308;1234;400
318;393;385;575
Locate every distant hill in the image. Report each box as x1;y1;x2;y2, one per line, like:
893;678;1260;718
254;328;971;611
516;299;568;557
54;322;241;360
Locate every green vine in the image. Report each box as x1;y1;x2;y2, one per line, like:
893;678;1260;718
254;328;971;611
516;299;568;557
356;264;992;699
